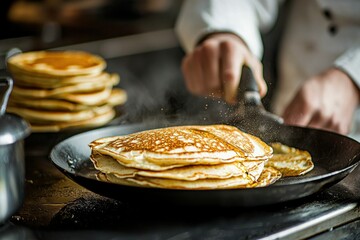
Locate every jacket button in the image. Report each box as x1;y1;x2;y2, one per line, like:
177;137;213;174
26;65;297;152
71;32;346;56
323;9;333;20
328;25;338;35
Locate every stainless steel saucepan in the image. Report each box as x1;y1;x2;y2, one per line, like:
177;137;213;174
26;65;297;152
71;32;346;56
0;77;30;224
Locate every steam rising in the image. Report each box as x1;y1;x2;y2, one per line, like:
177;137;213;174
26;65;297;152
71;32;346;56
107;47;236;126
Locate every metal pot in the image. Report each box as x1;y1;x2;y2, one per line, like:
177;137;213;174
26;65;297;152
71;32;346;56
0;77;30;224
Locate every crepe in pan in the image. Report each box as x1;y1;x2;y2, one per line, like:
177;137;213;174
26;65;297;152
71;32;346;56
90;151;265;182
266;142;314;177
90;125;315;190
89;124;273;171
89;124;278;190
97;167;281;190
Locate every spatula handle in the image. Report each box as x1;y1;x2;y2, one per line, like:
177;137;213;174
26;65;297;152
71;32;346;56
239;66;259;92
238;66;262;106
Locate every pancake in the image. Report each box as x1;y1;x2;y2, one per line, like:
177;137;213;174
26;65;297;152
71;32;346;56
52;87;112;105
7;51;106;77
266;142;314;177
107;88;127;107
11;73;119;98
89;125;272;171
90;125;314;190
11;72;111;88
90;151;264;182
7;104;112;123
30;109;115;132
98;167;281;190
10;83;113;105
7;50;126;132
97;172;140;187
9;96;91;111
9;88;127;111
193;125;272;160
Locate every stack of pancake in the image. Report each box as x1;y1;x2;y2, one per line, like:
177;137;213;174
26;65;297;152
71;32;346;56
89;124;286;190
7;51;127;132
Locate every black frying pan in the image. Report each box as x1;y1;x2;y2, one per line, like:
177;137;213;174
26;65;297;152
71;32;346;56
50;68;360;207
50;121;360;207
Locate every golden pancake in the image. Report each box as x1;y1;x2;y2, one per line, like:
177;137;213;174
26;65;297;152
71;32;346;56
89;125;272;171
11;72;112;88
193;125;272;160
10;85;112;105
97;172;140;187
30;109;115;132
107;88;127;107
9;96;91;111
90;125;314;190
244;167;282;188
11;73;119;98
90;151;264;182
7;51;106;77
52;87;112;105
98;167;281;190
7;50;126;132
7;104;112;123
266;142;314;177
128;160;264;182
9;88;127;111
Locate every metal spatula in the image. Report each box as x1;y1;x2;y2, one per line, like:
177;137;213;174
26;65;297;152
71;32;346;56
228;66;283;136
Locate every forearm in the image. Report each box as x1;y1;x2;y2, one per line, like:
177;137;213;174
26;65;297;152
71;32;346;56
334;45;360;99
175;0;278;59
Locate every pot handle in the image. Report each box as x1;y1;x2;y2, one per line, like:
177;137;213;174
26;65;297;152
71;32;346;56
0;48;22;71
0;48;21;115
0;77;13;116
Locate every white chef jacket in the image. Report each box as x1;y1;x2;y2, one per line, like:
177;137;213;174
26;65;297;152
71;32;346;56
175;0;360;135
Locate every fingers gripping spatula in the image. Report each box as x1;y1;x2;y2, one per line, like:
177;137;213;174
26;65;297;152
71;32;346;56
228;66;283;137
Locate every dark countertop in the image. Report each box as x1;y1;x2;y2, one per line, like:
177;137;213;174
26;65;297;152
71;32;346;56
1;35;360;239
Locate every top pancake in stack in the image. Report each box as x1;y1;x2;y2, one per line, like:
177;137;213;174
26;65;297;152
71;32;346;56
7;51;105;77
90;124;284;190
7;51;127;132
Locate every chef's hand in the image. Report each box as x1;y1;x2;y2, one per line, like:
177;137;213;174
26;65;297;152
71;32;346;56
181;33;267;104
283;68;360;134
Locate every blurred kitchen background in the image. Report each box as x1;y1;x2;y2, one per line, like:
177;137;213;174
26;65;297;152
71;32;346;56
0;0;282;124
1;0;181;48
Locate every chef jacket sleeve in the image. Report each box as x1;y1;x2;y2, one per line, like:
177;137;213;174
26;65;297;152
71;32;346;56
334;46;360;91
175;0;279;59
